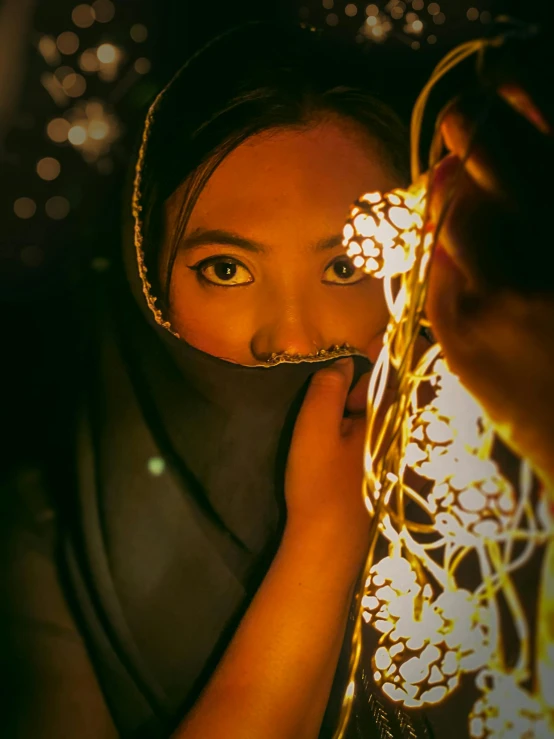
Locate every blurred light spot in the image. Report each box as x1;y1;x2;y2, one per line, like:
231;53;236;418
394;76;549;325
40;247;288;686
21;245;44;268
412;0;424;9
406;11;418;22
46;196;70;220
427;34;437;43
85;101;104;117
47;118;71;142
427;3;440;15
97;43;116;63
72;4;95;28
37;157;61;181
79;49;100;72
467;7;479;20
14;198;36;219
68;125;87;145
147;457;166;476
433;12;445;24
326;12;339;25
367;16;377;26
62;72;87;97
366;4;379;16
411;40;420;49
391;6;404;19
345;3;358;16
89;120;109;140
134;57;151;74
412;19;423;31
57;31;79;55
322;0;334;8
480;10;492;23
130;23;148;42
91;256;110;271
38;35;61;65
54;65;74;82
92;0;115;23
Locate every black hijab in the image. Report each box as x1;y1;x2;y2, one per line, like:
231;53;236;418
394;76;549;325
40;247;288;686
62;22;431;739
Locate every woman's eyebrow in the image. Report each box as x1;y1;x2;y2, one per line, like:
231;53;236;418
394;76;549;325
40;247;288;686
179;228;267;253
314;234;344;252
179;229;344;254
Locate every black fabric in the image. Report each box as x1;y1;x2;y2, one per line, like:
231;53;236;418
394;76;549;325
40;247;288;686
63;268;371;738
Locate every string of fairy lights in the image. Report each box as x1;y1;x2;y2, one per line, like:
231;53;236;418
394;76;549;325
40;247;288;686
333;24;554;739
11;1;151;231
299;0;493;48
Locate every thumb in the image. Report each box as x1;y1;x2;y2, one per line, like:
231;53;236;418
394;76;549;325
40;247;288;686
294;358;354;442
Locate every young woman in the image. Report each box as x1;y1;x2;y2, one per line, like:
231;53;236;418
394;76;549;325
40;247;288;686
4;20;553;739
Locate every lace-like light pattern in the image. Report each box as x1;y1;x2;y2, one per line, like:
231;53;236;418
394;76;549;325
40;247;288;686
334;32;554;739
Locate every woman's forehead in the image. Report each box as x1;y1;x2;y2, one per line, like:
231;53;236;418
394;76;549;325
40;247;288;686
168;121;399;239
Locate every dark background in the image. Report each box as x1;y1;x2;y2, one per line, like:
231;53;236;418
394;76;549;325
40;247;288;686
0;0;550;482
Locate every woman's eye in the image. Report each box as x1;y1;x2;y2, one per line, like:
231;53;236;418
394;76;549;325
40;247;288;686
323;257;367;285
190;257;254;286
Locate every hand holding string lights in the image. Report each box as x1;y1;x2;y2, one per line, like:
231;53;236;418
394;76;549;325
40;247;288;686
334;21;554;739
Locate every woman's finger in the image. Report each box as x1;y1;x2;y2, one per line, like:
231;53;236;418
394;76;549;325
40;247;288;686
429;152;552;293
294;358;354;443
346;372;370;417
440;90;553;206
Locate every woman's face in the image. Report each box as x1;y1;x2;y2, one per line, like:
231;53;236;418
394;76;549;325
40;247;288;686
161;117;400;365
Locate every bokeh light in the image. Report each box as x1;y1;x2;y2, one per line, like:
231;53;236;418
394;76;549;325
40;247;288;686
130;23;148;42
366;4;379;16
345;4;358;17
467;7;479;21
322;0;334;9
134;57;151;75
88;120;109;140
326;13;339;26
433;13;446;25
427;3;441;16
14;198;36;219
412;0;424;10
97;43;117;63
46;118;71;143
56;31;79;55
38;35;61;65
92;0;115;23
147;457;166;476
36;157;61;181
79;48;100;72
45;196;70;220
62;72;87;97
68;125;87;145
72;4;95;29
427;34;437;43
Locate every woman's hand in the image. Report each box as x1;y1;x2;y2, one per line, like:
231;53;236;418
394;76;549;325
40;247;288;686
425;39;554;492
284;357;370;577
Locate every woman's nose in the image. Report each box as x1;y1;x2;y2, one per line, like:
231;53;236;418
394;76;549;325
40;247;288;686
250;303;326;362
